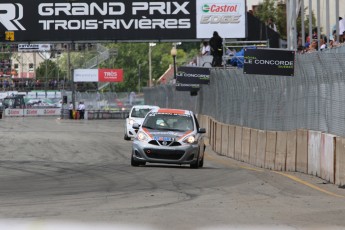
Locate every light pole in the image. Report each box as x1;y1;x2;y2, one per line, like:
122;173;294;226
170;46;177;81
148;43;156;87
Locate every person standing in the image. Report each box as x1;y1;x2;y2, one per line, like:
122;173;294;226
78;101;85;119
209;31;223;67
201;41;211;56
69;101;73;119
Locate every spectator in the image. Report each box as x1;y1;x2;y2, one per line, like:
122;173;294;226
339;17;345;42
307;40;318;53
69;101;73;119
209;31;223;67
330;31;340;48
320;36;327;51
77;101;85;119
201;41;211;56
267;18;277;32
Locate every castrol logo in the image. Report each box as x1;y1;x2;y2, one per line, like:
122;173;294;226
202;4;239;13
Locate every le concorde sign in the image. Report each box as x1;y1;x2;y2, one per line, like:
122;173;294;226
243;49;295;76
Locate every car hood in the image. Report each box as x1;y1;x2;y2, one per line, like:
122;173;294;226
142;128;193;141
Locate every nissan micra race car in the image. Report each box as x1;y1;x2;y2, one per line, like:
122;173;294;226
131;108;206;168
124;105;159;140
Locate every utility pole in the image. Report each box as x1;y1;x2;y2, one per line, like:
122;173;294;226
138;63;141;93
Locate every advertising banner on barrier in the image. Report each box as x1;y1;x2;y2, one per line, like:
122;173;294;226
243;49;295;76
5;108;61;117
74;69;123;82
176;66;210;84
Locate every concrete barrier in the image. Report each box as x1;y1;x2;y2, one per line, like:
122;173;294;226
234;126;243;161
321;133;335;183
215;122;222;154
286;130;297;171
228;125;236;158
308;131;322;177
256;130;266;168
275;131;287;171
296;129;308;174
210;119;215;150
265;131;277;170
221;124;229;156
249;129;258;165
335;137;345;186
241;127;251;163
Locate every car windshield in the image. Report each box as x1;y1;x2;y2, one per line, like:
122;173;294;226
131;108;152;118
142;113;194;131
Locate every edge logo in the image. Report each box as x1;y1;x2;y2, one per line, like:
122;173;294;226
0;3;26;31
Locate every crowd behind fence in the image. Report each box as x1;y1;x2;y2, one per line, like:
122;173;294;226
144;45;345;137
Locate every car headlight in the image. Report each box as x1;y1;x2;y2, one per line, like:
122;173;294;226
183;135;195;144
137;131;148;141
128;119;135;125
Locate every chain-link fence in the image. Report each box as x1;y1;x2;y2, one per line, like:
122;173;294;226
144;46;345;137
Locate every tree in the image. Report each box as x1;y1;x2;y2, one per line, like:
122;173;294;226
35;59;63;84
254;0;317;40
55;41;200;93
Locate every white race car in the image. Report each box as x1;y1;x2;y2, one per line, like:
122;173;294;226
124;105;159;140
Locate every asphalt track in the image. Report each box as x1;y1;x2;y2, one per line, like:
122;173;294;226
0;117;345;230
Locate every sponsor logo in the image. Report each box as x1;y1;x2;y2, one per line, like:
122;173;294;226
0;3;26;30
27;109;38;115
200;3;241;24
104;71;118;78
200;15;241;24
202;4;210;13
44;109;56;115
203;4;239;13
7;110;20;115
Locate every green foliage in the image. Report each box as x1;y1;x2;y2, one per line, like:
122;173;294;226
35;59;62;82
49;42;200;93
254;0;317;40
254;0;276;23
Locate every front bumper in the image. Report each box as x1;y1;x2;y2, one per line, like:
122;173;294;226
132;140;200;165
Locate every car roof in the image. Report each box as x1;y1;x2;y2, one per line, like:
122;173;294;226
131;105;159;109
151;108;193;116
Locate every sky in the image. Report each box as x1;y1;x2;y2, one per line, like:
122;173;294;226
246;0;345;33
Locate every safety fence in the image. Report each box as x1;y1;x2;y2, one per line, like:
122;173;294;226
144;49;345;137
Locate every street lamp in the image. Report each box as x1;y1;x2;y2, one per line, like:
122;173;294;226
170;46;177;80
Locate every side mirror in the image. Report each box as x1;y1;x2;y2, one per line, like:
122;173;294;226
198;128;206;133
125;114;129;118
132;123;140;130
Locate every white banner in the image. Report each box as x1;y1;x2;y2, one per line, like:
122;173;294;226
196;0;246;39
4;108;61;117
74;69;98;82
18;44;51;52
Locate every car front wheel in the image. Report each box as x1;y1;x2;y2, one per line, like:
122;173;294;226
190;154;200;169
131;155;140;167
124;133;131;141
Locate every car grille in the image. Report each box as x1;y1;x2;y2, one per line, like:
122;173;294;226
148;140;181;146
144;149;185;160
